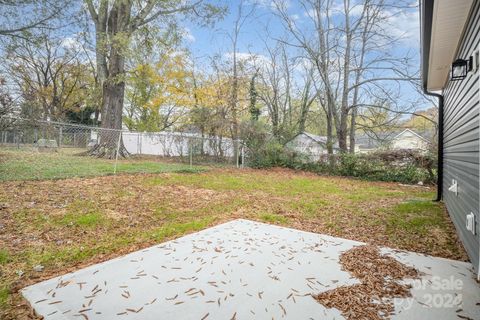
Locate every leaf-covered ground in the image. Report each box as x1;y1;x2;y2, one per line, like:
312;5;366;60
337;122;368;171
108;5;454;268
0;168;467;319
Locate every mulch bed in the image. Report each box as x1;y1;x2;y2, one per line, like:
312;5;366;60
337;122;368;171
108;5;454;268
314;245;420;320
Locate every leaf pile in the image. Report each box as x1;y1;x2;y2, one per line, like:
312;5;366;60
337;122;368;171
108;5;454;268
314;245;420;320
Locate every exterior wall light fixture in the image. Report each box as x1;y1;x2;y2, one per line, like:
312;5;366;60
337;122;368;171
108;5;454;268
451;57;473;80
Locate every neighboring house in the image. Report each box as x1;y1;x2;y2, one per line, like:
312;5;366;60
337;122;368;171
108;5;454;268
355;129;431;153
286;132;337;161
421;0;479;276
355;132;392;153
290;129;430;158
390;129;430;151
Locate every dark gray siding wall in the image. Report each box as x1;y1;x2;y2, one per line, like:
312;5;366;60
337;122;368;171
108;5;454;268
443;1;479;272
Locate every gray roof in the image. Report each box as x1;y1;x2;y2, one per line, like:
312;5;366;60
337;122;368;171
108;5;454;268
300;132;328;144
293;132;339;149
356;129;434;149
355;130;398;148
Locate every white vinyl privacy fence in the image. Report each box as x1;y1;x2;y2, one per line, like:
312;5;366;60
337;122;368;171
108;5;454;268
122;131;237;158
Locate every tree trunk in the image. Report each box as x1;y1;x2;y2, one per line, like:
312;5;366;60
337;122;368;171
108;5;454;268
349;2;369;153
231;38;239;162
87;0;133;158
338;0;352;153
349;74;361;154
326;101;335;167
89;50;129;158
230;71;239;161
338;117;348;152
298;74;314;134
349;105;357;153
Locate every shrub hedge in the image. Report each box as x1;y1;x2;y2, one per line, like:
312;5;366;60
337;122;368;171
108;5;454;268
246;141;437;185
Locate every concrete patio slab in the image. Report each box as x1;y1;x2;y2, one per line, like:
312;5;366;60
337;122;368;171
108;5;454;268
22;219;480;319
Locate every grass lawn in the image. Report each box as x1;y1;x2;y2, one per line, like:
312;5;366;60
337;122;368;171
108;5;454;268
0;158;467;318
0;148;204;181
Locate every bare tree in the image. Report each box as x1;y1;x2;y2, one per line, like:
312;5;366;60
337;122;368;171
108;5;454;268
296;64;317;134
253;40;317;141
255;41;292;139
0;0;64;39
273;0;417;153
226;0;256;159
0;77;17;130
272;0;338;153
7;34;89;121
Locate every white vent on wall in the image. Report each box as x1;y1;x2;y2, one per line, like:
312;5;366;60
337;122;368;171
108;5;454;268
448;179;458;196
472;48;479;72
466;212;476;235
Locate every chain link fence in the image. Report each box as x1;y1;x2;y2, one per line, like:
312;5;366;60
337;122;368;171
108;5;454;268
0;116;245;181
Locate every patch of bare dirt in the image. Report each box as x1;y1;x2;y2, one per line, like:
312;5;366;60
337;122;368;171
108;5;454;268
314;245;420;320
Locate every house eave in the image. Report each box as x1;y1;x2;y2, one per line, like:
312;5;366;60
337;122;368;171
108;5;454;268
421;0;474;91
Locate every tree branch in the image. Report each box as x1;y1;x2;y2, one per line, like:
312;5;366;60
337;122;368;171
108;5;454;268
131;0;203;31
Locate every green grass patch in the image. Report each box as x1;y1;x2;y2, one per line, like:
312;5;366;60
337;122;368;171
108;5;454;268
60;212;104;227
149;218;215;242
145;173;264;191
12;209;51;231
344;186;404;202
153;204;174;219
0;286;9;308
0;249;9;265
21;232;140;268
146;172;342;197
386;200;446;235
37;246;93;266
53;200;106;227
259;213;288;224
0;149;206;181
153;198;249;224
287;198;329;218
393;199;441;214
